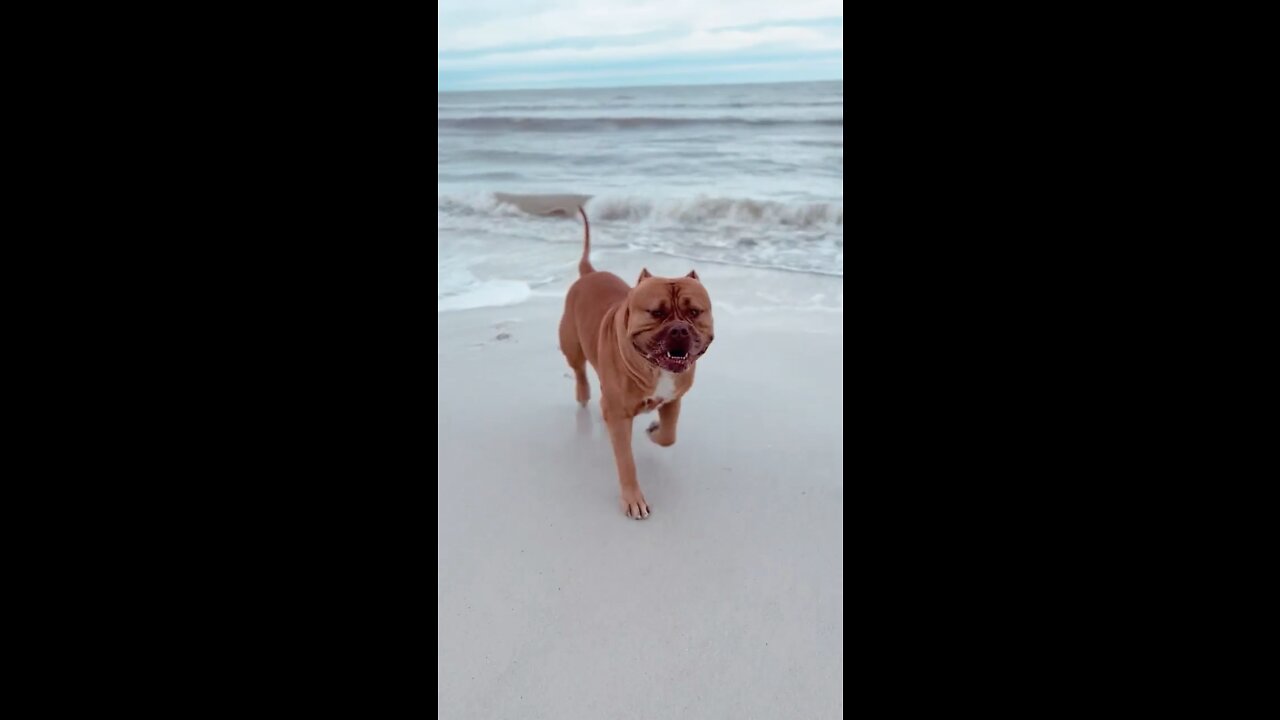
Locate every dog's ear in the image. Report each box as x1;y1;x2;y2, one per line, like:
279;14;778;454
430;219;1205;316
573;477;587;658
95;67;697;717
686;270;699;280
637;268;653;285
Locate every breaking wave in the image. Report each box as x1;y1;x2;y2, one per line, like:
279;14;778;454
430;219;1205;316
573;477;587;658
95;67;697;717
438;192;843;276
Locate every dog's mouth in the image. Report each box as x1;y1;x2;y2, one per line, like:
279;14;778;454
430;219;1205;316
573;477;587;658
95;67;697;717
659;344;692;371
633;321;712;374
640;336;702;373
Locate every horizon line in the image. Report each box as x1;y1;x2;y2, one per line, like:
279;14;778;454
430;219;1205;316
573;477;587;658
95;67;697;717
437;77;843;95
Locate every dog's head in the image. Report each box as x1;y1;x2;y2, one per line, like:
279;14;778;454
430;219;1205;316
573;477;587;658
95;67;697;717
625;268;714;373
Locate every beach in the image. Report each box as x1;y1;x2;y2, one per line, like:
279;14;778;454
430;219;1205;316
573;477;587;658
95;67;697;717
438;81;843;717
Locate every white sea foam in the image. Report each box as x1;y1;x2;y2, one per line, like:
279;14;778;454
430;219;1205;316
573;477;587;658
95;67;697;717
438;279;532;312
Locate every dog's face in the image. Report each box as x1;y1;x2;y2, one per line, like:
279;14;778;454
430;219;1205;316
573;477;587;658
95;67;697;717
626;269;714;373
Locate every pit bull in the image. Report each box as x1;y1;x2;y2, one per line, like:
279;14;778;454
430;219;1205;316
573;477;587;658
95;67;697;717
558;208;714;519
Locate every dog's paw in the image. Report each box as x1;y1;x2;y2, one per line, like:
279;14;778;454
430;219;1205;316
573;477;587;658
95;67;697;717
620;487;650;520
646;421;675;447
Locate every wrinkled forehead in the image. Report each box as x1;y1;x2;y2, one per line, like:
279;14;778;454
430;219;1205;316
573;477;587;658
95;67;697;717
632;278;710;307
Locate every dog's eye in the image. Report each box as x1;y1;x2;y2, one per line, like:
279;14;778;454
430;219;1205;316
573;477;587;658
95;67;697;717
650;309;666;319
688;309;701;318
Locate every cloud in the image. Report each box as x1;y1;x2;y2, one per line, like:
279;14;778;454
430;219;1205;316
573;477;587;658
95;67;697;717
442;25;841;69
438;0;842;90
439;0;843;51
461;55;843;89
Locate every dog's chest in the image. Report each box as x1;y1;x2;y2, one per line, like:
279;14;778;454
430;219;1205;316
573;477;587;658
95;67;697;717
642;371;678;411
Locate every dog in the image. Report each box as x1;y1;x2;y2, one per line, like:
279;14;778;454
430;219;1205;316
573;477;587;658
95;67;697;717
558;207;714;519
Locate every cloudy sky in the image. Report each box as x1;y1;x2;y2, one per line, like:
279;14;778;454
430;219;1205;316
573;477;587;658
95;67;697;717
438;0;843;92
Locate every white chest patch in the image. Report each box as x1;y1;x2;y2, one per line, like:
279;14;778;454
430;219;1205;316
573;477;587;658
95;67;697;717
646;371;678;406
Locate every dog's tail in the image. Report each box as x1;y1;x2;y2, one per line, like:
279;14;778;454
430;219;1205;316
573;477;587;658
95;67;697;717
577;206;595;276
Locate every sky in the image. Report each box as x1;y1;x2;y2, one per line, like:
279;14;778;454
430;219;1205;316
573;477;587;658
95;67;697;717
438;0;843;92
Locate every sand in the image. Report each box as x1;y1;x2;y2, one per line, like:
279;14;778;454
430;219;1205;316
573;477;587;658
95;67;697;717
438;250;844;718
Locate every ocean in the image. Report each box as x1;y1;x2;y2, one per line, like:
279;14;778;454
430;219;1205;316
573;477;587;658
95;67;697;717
437;80;843;311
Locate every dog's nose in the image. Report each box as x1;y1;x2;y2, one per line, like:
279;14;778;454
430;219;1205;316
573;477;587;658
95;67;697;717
668;324;690;338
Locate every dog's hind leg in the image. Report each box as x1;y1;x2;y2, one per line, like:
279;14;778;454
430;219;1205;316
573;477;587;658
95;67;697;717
558;315;591;407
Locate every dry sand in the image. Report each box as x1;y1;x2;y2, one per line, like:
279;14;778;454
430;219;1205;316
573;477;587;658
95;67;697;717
438;251;844;718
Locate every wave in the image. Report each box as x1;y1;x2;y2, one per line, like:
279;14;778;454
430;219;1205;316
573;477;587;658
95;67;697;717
437;171;527;182
438;100;845;113
438;116;843;132
442;192;842;227
492;192;592;216
438;192;843;276
601;195;841;229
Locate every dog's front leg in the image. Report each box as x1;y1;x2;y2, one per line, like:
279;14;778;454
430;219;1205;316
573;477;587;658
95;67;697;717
605;411;649;519
646;398;681;447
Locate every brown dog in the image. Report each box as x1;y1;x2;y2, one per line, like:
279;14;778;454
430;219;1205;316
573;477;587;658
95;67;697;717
558;208;715;519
